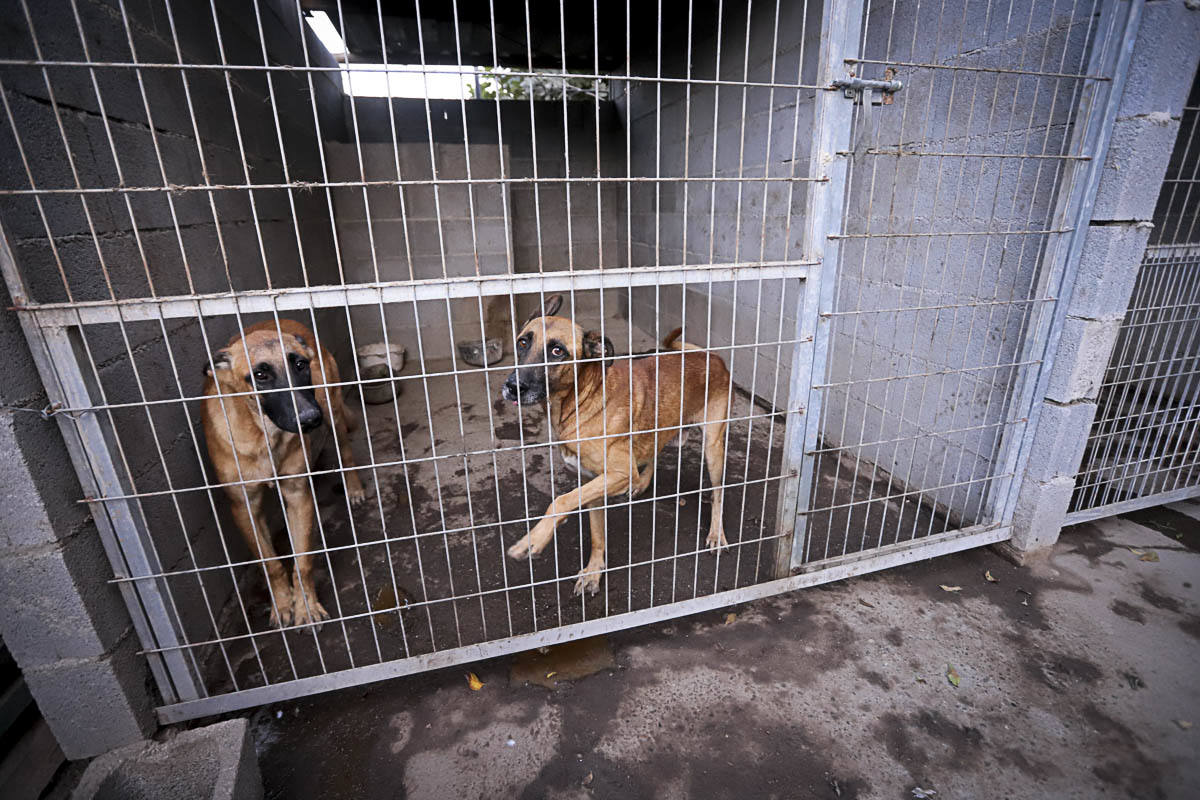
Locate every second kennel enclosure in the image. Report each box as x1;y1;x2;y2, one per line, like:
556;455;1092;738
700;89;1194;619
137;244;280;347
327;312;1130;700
0;0;1136;721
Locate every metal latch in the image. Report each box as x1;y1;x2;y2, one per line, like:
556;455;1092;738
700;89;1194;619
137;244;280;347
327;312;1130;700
830;72;902;103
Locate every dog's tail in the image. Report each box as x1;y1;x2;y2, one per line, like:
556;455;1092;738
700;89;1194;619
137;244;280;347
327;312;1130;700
663;327;702;352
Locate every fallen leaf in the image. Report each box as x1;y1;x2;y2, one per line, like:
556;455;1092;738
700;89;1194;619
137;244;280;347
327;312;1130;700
583;772;594;787
940;585;962;593
1139;550;1159;563
915;676;927;684
1128;547;1146;556
724;612;737;625
1175;719;1193;731
946;664;961;688
984;570;997;583
912;787;938;799
546;671;557;679
467;672;484;691
858;598;876;608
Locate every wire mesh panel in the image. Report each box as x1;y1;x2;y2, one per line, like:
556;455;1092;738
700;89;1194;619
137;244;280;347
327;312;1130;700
0;0;829;719
792;0;1131;567
1070;83;1200;520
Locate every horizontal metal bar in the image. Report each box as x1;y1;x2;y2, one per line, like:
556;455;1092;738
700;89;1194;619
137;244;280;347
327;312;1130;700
22;261;812;327
843;58;1111;81
155;524;1010;723
830;228;1070;239
0;174;825;198
1065;485;1200;525
843;149;1090;160
0;57;821;91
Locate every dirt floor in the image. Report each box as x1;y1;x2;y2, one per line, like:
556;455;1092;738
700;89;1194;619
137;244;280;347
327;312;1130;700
242;501;1200;799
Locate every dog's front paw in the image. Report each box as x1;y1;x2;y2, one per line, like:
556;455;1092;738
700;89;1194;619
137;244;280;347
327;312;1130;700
508;536;533;560
705;528;728;550
291;592;329;631
268;584;295;629
344;472;367;505
573;564;604;596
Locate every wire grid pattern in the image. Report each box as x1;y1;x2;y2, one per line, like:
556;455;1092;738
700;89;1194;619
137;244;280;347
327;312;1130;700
797;0;1118;563
0;0;825;709
1071;91;1200;515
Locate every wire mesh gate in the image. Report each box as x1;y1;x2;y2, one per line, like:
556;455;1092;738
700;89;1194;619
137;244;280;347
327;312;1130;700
0;0;1134;722
1068;79;1200;523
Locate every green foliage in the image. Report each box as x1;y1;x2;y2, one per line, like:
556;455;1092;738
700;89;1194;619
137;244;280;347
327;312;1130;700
467;68;608;102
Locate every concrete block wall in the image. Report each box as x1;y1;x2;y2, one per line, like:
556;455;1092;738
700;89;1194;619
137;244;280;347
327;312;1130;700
624;1;822;401
1010;0;1200;552
0;0;345;756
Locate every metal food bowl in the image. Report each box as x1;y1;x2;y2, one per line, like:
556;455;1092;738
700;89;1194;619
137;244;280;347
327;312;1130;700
457;337;504;367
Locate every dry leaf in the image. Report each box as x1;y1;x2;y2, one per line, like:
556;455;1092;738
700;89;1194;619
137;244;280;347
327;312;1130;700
915;676;927;684
940;585;962;593
1128;547;1146;556
583;772;594;787
724;613;737;625
984;570;997;583
858;598;876;608
1139;550;1160;563
1175;719;1193;731
946;664;961;688
546;671;558;679
467;672;484;691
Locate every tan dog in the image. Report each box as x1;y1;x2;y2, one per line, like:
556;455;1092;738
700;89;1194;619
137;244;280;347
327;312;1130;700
202;319;364;628
501;294;732;595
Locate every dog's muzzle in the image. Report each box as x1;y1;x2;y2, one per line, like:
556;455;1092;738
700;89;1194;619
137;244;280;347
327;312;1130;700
501;370;544;406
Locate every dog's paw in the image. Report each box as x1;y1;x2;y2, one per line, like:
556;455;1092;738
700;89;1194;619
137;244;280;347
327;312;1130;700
291;593;329;631
573;566;604;596
507;537;532;560
268;584;295;628
705;529;729;550
344;473;368;505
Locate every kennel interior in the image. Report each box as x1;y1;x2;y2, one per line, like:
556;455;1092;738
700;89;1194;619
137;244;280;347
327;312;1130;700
0;0;1128;718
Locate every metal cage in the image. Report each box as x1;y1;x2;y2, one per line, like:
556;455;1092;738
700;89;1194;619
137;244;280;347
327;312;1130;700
0;0;1136;721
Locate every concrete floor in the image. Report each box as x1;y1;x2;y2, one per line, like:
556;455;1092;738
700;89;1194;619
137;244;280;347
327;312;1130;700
245;502;1200;800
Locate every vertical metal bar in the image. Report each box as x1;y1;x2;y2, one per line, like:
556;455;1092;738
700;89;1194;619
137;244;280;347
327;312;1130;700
779;0;867;573
995;0;1145;526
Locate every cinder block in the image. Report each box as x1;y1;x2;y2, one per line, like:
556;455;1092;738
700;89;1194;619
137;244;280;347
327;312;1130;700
0;524;132;667
1068;222;1152;319
71;718;262;800
22;633;155;759
1116;0;1200;120
1092;114;1180;222
1024;400;1098;483
1045;315;1123;403
1009;473;1075;553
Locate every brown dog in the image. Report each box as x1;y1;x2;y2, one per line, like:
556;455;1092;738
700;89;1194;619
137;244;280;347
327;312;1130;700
501;294;732;595
201;319;364;628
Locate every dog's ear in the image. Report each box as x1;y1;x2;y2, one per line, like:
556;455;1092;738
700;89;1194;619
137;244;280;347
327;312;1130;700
203;348;232;377
523;293;564;327
582;330;614;361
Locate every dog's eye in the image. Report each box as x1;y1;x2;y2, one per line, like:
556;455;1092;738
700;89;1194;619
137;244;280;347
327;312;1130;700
294;358;309;372
517;336;530;351
550;345;565;358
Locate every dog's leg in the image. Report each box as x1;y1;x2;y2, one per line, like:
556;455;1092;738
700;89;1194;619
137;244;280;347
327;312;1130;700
508;471;628;560
702;400;729;550
279;477;330;628
574;501;607;596
333;407;366;503
227;487;293;628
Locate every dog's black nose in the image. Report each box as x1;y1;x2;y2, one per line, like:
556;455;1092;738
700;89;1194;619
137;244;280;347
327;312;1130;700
298;406;323;431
